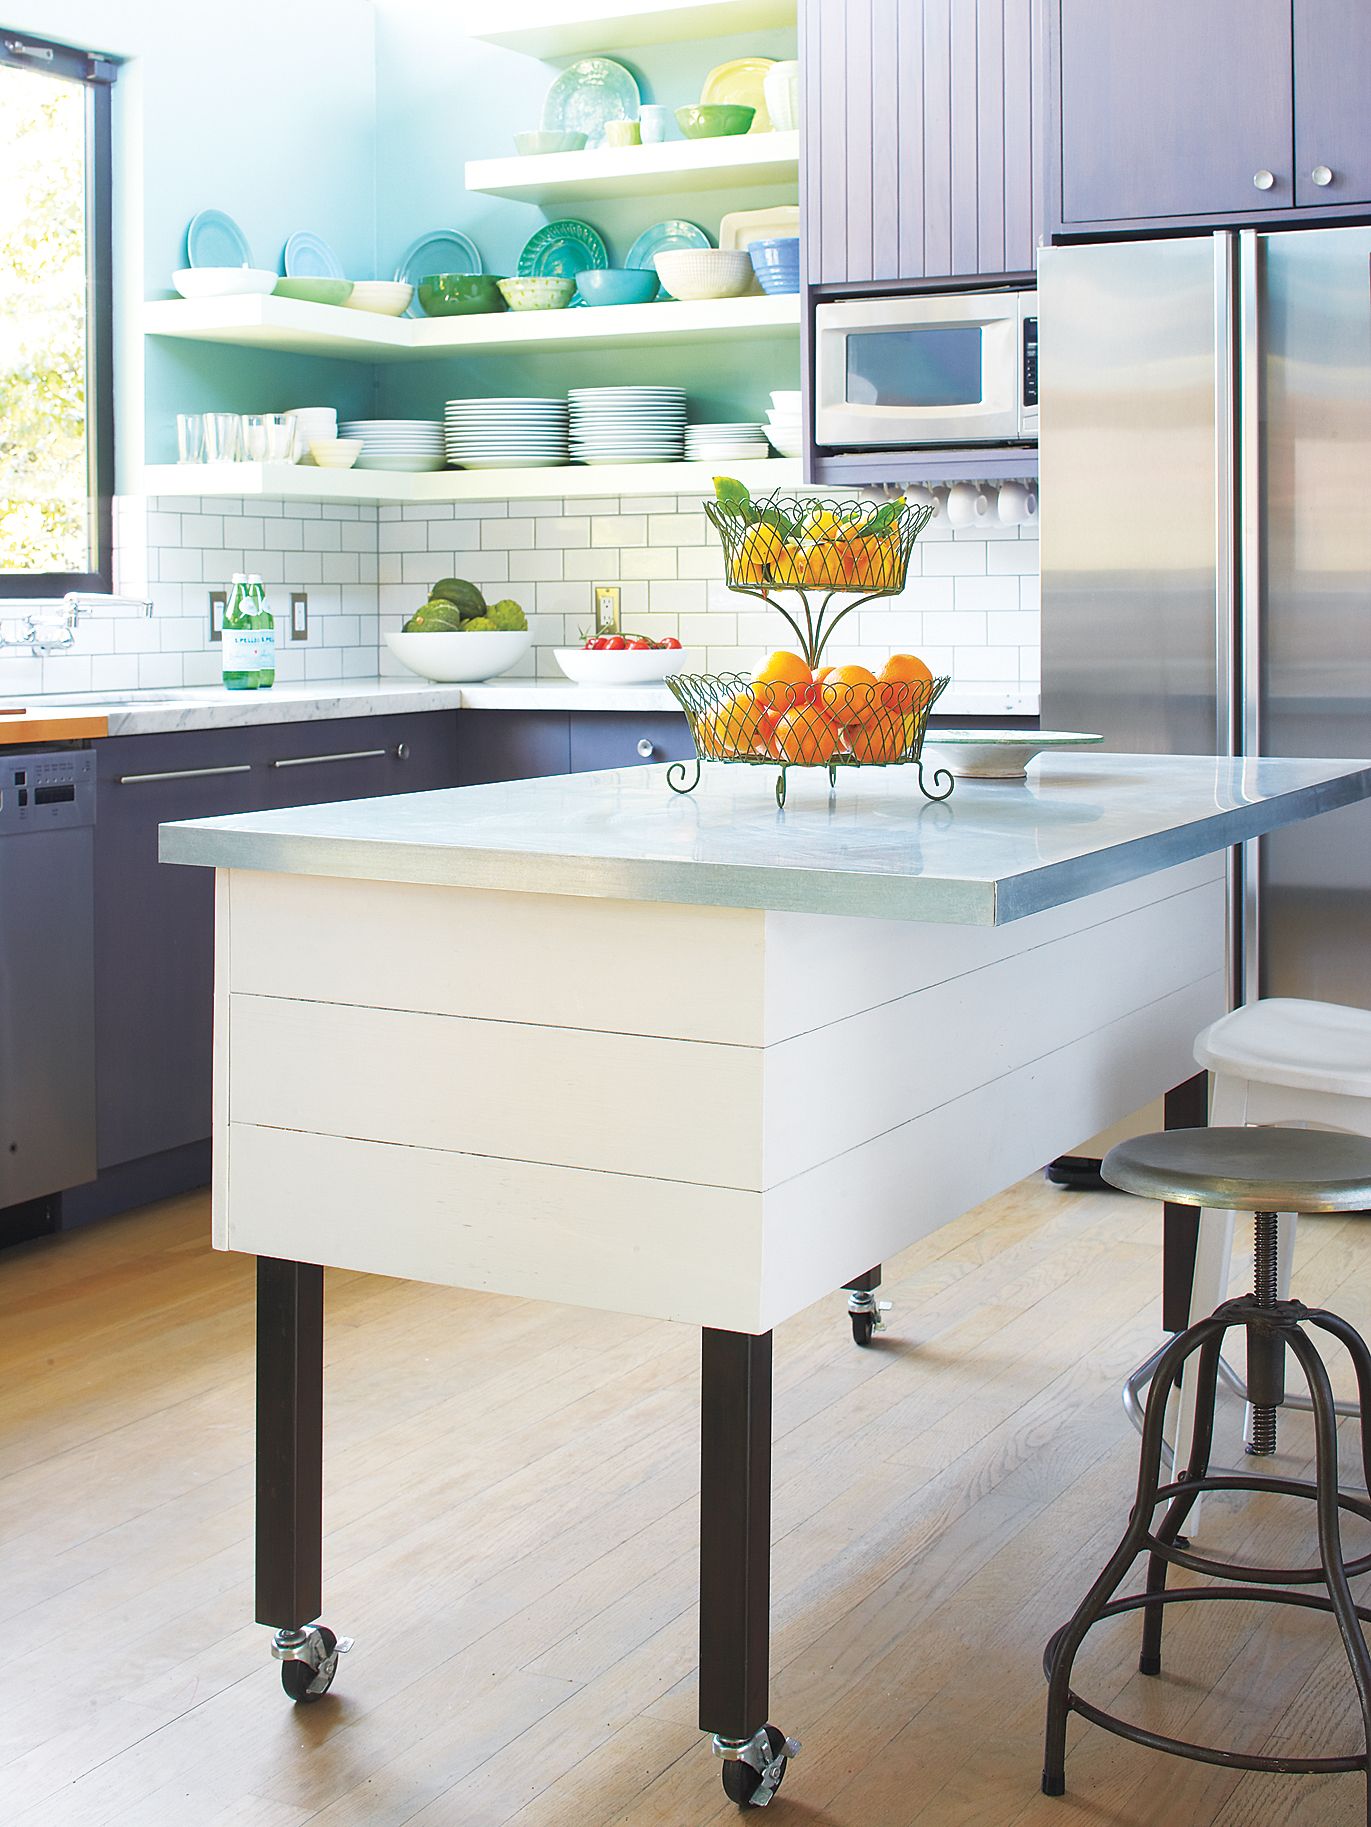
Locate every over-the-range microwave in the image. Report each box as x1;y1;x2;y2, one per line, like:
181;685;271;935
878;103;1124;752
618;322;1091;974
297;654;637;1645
814;288;1038;450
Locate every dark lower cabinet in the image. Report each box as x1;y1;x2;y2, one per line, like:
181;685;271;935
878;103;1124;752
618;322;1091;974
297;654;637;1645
568;713;694;774
455;710;571;785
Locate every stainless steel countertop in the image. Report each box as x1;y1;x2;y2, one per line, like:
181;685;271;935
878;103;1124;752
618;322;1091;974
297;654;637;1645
159;752;1371;926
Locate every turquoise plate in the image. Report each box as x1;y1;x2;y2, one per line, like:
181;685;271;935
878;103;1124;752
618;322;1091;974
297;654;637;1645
518;219;609;281
284;231;344;280
186;208;252;269
541;56;640;149
626;220;711;299
394;229;483;317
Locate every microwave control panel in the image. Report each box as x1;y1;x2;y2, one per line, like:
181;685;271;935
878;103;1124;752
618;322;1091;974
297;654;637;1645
1023;316;1039;410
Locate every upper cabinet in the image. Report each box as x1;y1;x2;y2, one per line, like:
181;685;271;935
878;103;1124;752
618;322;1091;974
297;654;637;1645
801;0;1038;287
1049;0;1371;234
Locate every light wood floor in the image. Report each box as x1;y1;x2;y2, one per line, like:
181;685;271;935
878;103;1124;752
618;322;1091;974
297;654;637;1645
3;1177;1371;1826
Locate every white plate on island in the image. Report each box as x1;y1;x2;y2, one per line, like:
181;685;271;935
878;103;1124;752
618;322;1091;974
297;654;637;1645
923;729;1104;780
554;647;693;685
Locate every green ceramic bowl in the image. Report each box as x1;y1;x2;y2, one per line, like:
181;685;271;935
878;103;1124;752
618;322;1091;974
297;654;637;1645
273;276;354;306
675;103;755;139
417;273;508;316
497;275;576;311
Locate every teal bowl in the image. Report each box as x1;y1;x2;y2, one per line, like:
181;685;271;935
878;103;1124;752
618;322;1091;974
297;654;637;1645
675;103;755;139
575;267;660;307
273;276;354;306
418;273;508;316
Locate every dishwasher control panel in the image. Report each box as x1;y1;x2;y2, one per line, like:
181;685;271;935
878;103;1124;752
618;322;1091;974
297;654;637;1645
0;749;96;833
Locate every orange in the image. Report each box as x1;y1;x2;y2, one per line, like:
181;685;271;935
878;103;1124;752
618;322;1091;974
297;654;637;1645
880;652;934;685
772;703;844;765
795;539;852;590
819;663;879;727
842;531;903;590
848;712;918;764
875;652;935;715
701;690;773;759
750;649;812;716
736;521;786;585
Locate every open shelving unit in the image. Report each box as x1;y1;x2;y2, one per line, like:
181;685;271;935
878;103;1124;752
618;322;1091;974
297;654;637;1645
139;456;801;508
465;130;799;203
464;0;795;57
142;291;799;363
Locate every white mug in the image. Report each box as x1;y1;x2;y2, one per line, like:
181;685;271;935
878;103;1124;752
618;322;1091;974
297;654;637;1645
903;485;939;515
639;104;672;143
996;480;1038;525
946;481;990;527
762;60;800;132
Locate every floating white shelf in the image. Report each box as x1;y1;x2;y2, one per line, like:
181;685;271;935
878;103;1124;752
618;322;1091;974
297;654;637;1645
465;129;799;203
142;291;800;364
140;457;802;507
465;0;796;58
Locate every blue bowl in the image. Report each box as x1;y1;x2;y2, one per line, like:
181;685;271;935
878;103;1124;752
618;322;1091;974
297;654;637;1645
749;237;800;295
575;267;661;307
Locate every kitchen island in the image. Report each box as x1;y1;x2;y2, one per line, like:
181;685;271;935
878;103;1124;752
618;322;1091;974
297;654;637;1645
162;751;1371;1805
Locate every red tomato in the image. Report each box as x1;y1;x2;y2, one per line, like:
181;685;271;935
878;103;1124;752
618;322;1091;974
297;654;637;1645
660;637;682;649
626;637;653;650
604;635;628;651
586;635;609;649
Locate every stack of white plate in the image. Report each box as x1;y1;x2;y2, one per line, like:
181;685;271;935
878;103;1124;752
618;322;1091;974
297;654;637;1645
685;422;769;463
444;397;569;470
764;388;802;459
340;419;446;472
284;406;337;465
569;386;685;465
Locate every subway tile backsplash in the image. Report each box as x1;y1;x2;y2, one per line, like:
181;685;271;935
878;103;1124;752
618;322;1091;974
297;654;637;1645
3;489;1038;702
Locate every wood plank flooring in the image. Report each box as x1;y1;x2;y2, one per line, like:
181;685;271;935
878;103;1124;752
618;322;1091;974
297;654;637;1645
2;1177;1370;1825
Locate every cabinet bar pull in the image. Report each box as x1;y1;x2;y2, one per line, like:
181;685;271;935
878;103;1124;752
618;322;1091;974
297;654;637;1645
116;763;252;784
269;747;389;769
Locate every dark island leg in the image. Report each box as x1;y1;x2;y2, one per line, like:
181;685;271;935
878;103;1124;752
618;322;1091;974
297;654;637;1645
257;1257;345;1702
699;1328;799;1808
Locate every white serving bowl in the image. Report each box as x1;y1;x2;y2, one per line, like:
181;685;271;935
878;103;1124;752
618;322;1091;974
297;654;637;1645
173;266;277;300
922;730;1104;780
309;438;363;469
344;280;414;316
652;249;754;301
386;629;532;683
553;647;692;685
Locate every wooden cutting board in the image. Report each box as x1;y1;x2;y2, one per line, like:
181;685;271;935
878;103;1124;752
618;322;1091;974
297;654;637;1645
0;707;107;745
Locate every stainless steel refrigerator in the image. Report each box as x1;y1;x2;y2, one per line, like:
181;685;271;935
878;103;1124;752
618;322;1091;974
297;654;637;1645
1039;227;1371;1013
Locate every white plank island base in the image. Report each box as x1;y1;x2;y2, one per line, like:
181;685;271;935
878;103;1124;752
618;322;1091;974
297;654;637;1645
161;752;1371;1799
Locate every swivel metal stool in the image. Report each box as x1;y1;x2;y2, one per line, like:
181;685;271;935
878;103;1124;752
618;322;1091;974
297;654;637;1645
1043;1125;1371;1819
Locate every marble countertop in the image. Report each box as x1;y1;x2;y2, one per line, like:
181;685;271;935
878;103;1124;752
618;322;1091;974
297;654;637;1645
160;752;1371;926
17;677;1039;735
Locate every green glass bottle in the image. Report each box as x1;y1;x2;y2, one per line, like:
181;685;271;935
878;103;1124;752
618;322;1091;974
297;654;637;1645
221;574;257;691
249;574;276;689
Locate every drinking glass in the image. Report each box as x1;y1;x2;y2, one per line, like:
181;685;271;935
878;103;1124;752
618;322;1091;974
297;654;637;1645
176;413;206;463
203;413;245;462
244;414;298;462
639;104;672;143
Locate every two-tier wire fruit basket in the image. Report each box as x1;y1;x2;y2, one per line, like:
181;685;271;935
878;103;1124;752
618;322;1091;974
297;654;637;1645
665;485;953;808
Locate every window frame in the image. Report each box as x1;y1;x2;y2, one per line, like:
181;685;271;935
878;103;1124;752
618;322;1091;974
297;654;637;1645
0;30;116;598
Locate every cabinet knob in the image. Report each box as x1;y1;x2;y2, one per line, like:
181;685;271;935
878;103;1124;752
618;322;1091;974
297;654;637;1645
1253;169;1276;191
1312;164;1334;187
395;742;411;761
636;738;656;759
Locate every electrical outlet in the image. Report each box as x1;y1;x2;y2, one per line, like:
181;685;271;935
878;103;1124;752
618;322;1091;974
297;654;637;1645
290;591;309;640
208;589;227;643
593;584;621;635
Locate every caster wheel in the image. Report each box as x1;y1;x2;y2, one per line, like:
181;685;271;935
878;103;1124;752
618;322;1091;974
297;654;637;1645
721;1726;790;1808
850;1310;876;1347
280;1626;338;1703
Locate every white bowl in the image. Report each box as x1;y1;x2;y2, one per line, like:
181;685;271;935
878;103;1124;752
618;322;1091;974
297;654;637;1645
652;249;754;301
770;390;802;409
173;266;277;300
309;438;362;470
553;646;692;685
386;629;532;683
344;280;414;316
922;730;1104;780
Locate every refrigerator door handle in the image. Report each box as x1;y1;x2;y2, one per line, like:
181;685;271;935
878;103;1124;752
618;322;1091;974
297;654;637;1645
1237;229;1263;1006
1212;230;1246;1011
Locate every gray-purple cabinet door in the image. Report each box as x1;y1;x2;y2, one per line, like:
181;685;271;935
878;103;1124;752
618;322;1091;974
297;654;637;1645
802;0;1037;285
1056;0;1294;224
1294;0;1371;207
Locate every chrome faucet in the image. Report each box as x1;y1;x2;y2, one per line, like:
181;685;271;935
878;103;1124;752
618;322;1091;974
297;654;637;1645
0;591;154;654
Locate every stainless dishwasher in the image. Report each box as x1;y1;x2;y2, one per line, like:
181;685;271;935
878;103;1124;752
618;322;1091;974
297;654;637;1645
0;749;97;1208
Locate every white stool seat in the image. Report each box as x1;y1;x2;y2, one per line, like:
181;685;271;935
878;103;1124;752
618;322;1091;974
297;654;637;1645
1195;997;1371;1100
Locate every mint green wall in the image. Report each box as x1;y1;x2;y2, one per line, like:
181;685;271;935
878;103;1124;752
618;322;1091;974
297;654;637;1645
371;1;801;425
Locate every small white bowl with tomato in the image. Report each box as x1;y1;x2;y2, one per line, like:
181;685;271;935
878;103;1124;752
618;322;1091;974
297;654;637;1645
554;633;692;685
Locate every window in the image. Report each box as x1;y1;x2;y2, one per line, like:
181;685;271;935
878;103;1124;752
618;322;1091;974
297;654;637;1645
0;31;114;595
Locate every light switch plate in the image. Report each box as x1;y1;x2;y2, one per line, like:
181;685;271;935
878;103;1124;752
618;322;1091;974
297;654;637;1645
593;584;621;636
290;591;309;640
208;589;227;643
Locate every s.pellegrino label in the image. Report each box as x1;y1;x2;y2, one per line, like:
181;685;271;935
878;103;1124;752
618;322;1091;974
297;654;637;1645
248;575;275;689
221;575;257;691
